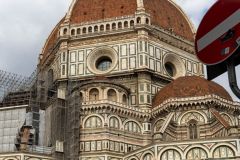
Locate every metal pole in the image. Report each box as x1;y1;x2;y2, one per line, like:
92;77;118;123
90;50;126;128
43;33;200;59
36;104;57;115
227;55;240;99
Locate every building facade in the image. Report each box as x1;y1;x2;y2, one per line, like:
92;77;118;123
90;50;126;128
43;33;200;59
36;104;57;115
0;0;240;159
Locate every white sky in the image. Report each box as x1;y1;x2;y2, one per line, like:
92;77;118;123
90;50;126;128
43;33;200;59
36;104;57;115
0;0;239;101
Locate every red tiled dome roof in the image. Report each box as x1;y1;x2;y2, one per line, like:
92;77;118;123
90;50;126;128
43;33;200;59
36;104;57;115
70;0;138;24
40;0;195;65
152;76;232;107
69;0;194;41
40;18;64;65
143;0;194;41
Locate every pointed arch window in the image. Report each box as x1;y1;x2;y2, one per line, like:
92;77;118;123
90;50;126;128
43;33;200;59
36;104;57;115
189;120;198;139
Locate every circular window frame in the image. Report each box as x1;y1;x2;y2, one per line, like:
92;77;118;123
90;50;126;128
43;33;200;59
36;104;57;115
95;56;112;71
163;53;186;79
87;47;118;74
164;62;176;77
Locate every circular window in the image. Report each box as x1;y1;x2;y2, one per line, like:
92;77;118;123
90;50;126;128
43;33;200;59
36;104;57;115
164;62;176;77
164;53;186;78
87;47;118;74
96;56;112;71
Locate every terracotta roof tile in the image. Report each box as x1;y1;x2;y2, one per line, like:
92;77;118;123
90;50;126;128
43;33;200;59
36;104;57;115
143;0;194;41
70;0;137;24
41;0;195;65
152;76;232;107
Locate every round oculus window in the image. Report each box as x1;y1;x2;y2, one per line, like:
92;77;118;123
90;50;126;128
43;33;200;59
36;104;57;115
163;53;186;79
96;56;112;71
87;47;118;74
164;62;176;77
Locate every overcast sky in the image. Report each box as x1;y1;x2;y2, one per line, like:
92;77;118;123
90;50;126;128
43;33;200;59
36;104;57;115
0;0;239;101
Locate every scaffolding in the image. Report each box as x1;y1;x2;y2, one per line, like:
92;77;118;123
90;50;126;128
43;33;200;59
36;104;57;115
0;69;38;153
45;79;81;160
0;69;37;103
0;68;82;159
66;79;80;160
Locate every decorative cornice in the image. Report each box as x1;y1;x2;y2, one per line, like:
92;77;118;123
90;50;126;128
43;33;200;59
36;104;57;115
152;95;240;117
80;94;240;120
81;100;150;119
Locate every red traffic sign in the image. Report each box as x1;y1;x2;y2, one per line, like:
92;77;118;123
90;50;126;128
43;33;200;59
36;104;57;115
195;0;240;65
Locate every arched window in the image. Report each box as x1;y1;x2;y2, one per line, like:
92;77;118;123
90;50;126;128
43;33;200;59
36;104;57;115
180;112;205;125
63;28;68;35
146;18;149;24
124;21;128;28
94;26;98;32
100;25;104;31
122;94;127;105
71;29;75;35
187;148;207;160
118;22;122;29
107;89;117;102
85;116;102;128
88;26;92;33
161;149;181;160
80;92;83;102
130;20;134;27
143;153;152;160
82;27;87;34
89;88;99;101
213;146;234;158
106;24;110;31
137;17;141;24
109;117;119;129
189;120;198;139
124;121;141;134
77;28;81;35
112;23;116;30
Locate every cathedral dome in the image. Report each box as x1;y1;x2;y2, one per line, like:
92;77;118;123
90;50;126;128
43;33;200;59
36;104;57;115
152;76;232;107
40;0;195;65
40;18;64;66
69;0;194;41
143;0;194;41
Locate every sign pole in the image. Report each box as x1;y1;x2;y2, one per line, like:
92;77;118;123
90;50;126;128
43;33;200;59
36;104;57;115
227;50;240;99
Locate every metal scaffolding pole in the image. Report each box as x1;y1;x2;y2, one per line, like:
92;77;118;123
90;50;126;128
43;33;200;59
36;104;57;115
0;69;36;102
